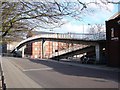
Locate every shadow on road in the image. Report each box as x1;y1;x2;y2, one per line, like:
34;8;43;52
28;58;119;83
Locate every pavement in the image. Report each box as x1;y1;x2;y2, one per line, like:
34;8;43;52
1;57;42;88
22;57;120;72
45;59;120;72
0;57;120;88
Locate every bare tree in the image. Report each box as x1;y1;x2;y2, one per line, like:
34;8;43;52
0;0;119;42
88;24;105;33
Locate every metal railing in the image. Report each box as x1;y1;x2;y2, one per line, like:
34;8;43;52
31;32;106;41
12;32;106;52
50;45;89;58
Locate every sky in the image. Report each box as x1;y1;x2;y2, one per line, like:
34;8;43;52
35;0;119;33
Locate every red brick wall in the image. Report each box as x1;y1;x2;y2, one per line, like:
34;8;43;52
32;42;41;58
24;43;32;56
25;36;83;59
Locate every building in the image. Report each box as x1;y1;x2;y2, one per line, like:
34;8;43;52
24;31;82;59
0;42;7;56
106;12;120;67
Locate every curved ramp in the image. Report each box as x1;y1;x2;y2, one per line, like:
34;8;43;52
11;33;105;53
50;46;95;59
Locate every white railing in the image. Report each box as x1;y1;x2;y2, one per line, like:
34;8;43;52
39;33;106;40
12;32;106;52
19;33;106;45
49;45;89;58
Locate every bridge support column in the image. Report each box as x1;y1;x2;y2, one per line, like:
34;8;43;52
41;39;45;59
95;44;100;63
22;46;26;58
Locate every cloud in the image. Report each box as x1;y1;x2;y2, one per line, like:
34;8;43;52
62;23;83;33
36;0;117;33
53;22;89;33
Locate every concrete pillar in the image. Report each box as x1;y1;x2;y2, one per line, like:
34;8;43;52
95;44;100;62
22;46;26;58
22;47;25;58
41;39;45;59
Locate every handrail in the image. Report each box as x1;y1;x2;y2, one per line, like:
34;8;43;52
50;45;89;58
12;32;106;52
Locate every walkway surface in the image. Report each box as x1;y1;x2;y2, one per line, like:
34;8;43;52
1;57;42;88
1;57;120;88
57;59;120;72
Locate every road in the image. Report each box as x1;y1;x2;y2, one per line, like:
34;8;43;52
1;57;119;88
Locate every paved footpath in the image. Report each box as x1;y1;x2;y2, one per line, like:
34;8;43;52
1;57;120;88
57;59;120;72
1;57;42;88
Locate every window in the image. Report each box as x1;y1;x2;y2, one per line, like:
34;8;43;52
35;55;38;58
34;42;37;45
35;48;38;51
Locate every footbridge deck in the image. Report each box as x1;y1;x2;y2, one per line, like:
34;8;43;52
11;33;106;53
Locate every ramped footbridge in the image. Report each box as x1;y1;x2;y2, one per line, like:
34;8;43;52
11;32;106;63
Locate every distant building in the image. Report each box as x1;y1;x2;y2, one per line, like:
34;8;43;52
106;12;120;67
2;43;7;54
7;42;20;52
0;42;7;55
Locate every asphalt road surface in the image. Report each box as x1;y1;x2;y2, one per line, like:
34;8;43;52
1;57;120;88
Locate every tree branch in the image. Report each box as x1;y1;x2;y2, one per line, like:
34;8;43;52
2;21;13;38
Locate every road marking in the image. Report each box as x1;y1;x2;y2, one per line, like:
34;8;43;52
8;59;53;72
23;67;53;71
